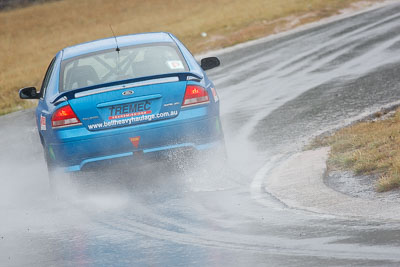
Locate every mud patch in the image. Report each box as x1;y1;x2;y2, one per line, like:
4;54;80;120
325;170;400;202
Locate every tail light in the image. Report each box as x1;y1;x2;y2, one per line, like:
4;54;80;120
52;104;81;128
182;85;209;107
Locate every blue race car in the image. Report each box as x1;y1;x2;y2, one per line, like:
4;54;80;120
19;32;224;182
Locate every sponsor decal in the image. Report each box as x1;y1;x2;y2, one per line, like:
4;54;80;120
109;110;151;120
82;116;99;121
163;102;180;107
40;115;46;131
167;60;184;70
88;110;179;130
108;100;152;120
129;136;140;148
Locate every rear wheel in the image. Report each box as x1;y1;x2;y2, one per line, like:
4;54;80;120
43;146;72;194
44;147;58;192
40;136;57;190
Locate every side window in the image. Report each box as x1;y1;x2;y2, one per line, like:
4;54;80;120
40;57;56;98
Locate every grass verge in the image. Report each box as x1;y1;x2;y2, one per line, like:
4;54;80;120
0;0;381;115
310;109;400;192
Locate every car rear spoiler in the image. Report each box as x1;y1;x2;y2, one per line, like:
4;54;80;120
51;72;203;104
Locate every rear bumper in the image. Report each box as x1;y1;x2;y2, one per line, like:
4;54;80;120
67;140;223;172
47;112;224;171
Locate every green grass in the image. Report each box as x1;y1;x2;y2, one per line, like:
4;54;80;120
310;109;400;192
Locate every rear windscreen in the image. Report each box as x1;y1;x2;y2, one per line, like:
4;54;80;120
60;43;188;92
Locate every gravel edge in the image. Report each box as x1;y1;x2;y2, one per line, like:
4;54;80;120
264;147;400;221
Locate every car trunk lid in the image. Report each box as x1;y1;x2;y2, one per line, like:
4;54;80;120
64;77;190;131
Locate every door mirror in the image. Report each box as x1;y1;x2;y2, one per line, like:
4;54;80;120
201;57;220;71
19;87;40;99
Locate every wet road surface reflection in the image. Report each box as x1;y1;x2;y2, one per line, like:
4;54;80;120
3;2;400;266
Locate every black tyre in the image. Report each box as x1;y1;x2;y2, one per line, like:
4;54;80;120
43;147;68;194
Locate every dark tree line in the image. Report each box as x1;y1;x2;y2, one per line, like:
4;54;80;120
0;0;59;11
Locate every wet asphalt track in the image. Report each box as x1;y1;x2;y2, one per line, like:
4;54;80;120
3;2;400;266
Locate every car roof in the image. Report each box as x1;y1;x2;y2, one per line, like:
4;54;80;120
61;32;175;60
